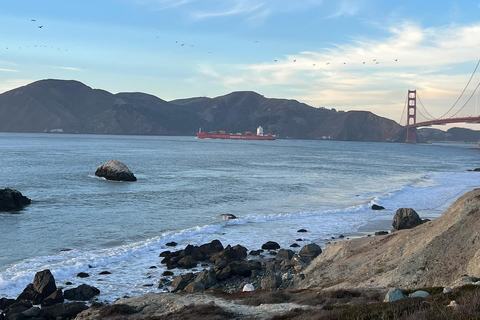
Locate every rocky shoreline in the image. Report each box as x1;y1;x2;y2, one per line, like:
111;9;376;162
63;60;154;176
3;188;480;319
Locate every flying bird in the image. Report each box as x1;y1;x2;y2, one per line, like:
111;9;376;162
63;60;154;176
274;59;277;62
373;59;376;61
313;64;316;66
31;19;36;22
343;62;346;64
363;62;365;64
293;59;296;62
376;62;379;64
181;44;185;46
38;25;43;28
326;62;330;65
395;59;398;61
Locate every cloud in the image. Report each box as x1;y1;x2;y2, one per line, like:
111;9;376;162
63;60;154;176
328;0;362;19
195;21;480;122
191;2;266;20
50;66;82;71
0;68;18;73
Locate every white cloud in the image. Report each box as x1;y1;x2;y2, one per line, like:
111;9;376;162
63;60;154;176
328;0;362;19
0;68;18;73
194;21;480;123
50;66;82;71
191;2;266;20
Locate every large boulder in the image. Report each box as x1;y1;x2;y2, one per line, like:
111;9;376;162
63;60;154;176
261;241;280;250
95;160;137;181
299;243;322;258
0;188;31;212
33;269;57;298
63;284;100;301
392;208;423;230
383;287;406;302
194;269;217;289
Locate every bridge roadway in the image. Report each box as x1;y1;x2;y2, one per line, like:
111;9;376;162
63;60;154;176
407;116;480;128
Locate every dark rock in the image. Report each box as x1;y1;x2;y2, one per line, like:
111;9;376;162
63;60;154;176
22;307;41;318
338;234;345;238
392;208;423;230
269;251;277;255
372;204;385;210
184;272;195;282
290;243;300;248
5;301;32;320
220;213;237;220
199;240;224;258
32;270;57;299
16;284;40;304
195;269;217;289
99;271;111;275
474;168;480;171
0;298;16;310
177;255;197;269
77;272;90;278
159;251;171;257
249;250;262;256
275;249;295;261
299;243;322;258
261;241;280;250
42;302;88;320
149;266;157;269
171;275;189;292
212;244;247;264
295;238;303;241
63;284;100;301
41;289;64;307
297;229;308;233
95;160;137;181
375;231;389;236
162;270;174;276
261;275;282;290
166;241;178;247
0;188;31;212
184;282;205;293
65;282;73;285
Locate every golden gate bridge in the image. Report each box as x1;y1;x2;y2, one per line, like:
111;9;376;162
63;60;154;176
400;60;480;143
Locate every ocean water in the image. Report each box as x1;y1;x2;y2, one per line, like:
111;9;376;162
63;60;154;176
0;133;478;301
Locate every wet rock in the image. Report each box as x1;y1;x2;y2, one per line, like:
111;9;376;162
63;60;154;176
290;243;300;248
297;229;308;233
0;188;31;212
149;266;157;269
63;284;100;301
295;238;303;241
162;270;174;276
249;250;263;256
372;204;385;210
42;302;88;320
177;255;197;269
77;272;89;278
41;289;64;307
261;241;280;250
338;234;345;238
375;231;389;236
299;243;322;258
22;306;41;318
17;283;41;304
392;208;423;230
159;250;171;257
220;213;237;220
275;249;295;262
0;298;16;310
166;242;178;247
99;271;111;275
95;160;137;181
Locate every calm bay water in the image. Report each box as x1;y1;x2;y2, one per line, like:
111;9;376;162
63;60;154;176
0;133;478;301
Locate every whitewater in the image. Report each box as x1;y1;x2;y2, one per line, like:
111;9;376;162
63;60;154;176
0;133;478;302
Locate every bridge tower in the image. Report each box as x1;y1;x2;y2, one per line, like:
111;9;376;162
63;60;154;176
406;90;417;143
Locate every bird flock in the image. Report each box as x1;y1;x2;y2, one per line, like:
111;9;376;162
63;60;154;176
4;19;68;52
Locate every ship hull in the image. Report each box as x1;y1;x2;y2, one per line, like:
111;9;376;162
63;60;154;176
196;133;276;140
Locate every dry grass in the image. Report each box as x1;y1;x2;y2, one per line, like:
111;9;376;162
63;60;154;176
142;302;234;320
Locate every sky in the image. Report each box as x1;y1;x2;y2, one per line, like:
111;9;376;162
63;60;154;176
1;0;480;127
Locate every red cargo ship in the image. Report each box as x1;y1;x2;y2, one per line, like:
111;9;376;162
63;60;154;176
196;126;276;140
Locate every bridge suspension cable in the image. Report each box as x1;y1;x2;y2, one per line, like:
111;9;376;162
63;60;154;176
449;81;480;118
416;93;436;120
438;59;480;119
399;95;408;125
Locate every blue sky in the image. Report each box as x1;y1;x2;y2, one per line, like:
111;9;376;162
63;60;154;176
1;0;480;126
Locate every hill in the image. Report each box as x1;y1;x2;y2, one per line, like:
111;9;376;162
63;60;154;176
297;188;480;290
0;79;404;141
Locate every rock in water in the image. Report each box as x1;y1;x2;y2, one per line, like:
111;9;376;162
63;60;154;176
372;204;385;210
95;160;137;181
0;188;31;211
220;213;237;220
392;208;423;230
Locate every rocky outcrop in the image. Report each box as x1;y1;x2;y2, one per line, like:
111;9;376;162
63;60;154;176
0;188;31;211
392;207;423;230
17;269;58;305
372;204;385;210
64;284;100;301
297;189;480;290
220;213;237;220
95;160;137;181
